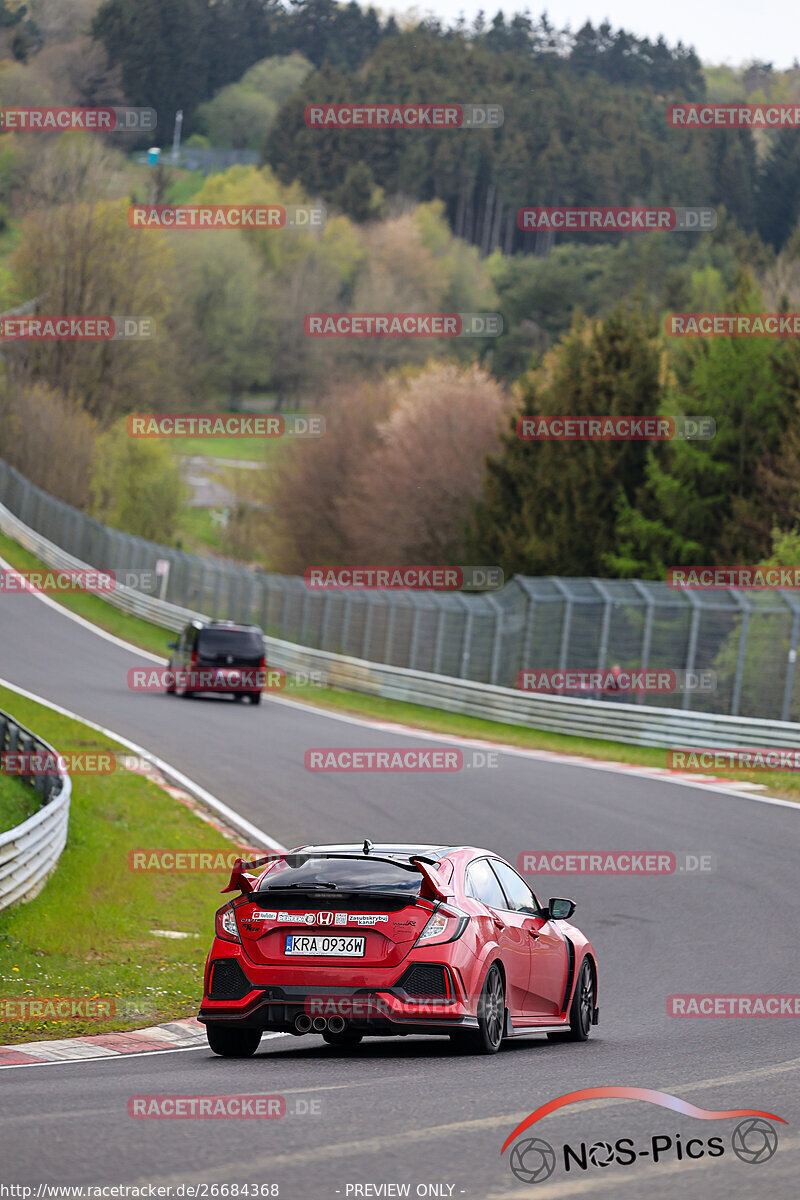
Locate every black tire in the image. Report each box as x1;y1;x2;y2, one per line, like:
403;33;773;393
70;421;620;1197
455;963;505;1055
206;1024;262;1057
321;1029;363;1047
547;958;594;1042
233;692;246;703
249;692;262;705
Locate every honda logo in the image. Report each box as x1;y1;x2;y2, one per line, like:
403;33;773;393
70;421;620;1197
317;911;335;925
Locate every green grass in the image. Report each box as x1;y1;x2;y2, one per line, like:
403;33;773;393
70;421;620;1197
0;769;38;834
171;432;287;461
178;506;230;555
1;527;797;802
0;685;254;1044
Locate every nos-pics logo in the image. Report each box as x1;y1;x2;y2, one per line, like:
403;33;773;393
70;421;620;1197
501;1088;783;1184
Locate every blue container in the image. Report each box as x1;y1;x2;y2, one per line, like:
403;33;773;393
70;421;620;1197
147;147;160;166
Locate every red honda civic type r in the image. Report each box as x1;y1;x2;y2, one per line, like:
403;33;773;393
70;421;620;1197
199;842;598;1056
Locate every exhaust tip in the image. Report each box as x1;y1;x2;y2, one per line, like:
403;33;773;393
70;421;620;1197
312;1016;328;1032
328;1016;346;1034
294;1013;312;1033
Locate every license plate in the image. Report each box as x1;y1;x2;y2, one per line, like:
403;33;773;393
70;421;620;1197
284;935;365;957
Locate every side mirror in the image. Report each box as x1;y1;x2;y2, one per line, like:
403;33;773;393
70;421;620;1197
547;897;576;921
167;641;177;650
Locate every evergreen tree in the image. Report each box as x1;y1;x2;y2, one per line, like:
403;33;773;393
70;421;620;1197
470;308;663;576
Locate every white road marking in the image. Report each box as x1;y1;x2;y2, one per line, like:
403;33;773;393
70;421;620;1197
270;695;800;811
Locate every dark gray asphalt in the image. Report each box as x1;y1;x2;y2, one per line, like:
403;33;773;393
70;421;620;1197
1;584;798;1199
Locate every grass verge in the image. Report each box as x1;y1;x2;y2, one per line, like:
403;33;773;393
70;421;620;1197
0;684;253;1044
0;769;38;834
0;527;797;802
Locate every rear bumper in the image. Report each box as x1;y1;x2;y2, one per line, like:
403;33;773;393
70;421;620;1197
199;958;475;1034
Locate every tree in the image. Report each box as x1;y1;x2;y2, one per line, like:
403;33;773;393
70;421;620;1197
470;309;663;577
0;380;98;509
10;142;177;422
341;362;510;563
267;378;395;572
611;277;795;575
90;419;185;542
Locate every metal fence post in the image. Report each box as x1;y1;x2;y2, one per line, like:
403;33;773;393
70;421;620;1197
631;581;655;705
486;595;504;685
433;600;447;675
520;585;537;671
385;597;397;663
299;585;311;646
730;591;751;718
458;596;473;678
781;593;800;722
593;580;613;670
408;600;422;671
362;596;374;660
551;579;573;670
341;593;353;655
682;593;701;711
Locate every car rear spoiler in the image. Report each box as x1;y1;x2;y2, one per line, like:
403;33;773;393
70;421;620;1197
411;857;455;901
221;854;283;894
221;850;454;899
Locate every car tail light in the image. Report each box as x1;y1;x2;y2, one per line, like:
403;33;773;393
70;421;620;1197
215;901;241;943
190;650;199;668
414;904;468;947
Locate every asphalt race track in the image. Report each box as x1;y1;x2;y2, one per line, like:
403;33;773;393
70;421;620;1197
1;587;798;1199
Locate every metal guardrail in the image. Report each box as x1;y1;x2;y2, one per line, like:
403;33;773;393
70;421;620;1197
0;709;71;912
3;500;800;752
264;637;800;751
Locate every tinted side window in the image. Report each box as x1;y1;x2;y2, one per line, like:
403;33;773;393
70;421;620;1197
491;861;539;913
465;858;507;910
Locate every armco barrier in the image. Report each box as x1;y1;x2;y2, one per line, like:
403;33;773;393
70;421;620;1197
0;709;71;911
264;637;800;751
2;501;800;752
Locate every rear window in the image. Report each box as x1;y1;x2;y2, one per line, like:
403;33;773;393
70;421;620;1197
258;856;423;896
197;628;263;657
